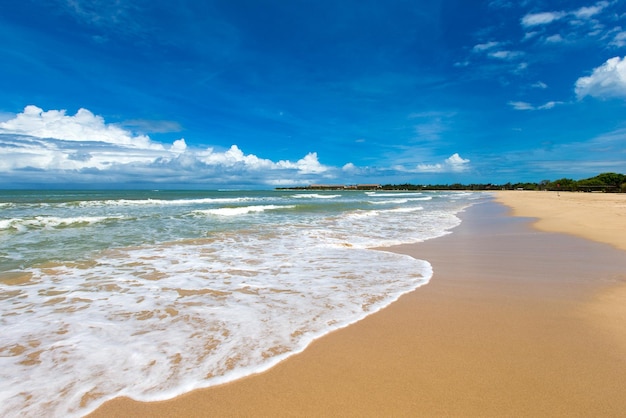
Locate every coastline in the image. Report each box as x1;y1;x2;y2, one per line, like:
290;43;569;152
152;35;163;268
90;195;626;417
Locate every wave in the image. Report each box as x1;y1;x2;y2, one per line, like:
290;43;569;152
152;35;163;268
0;232;432;418
193;205;296;216
386;206;425;213
365;192;424;197
369;197;432;205
65;197;256;208
291;194;341;199
348;205;423;216
0;215;124;232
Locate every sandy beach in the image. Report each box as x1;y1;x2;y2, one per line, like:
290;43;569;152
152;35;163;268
494;190;626;251
90;192;626;417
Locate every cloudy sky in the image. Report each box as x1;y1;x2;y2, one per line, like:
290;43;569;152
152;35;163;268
1;0;625;188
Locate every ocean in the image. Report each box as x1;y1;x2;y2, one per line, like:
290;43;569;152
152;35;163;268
0;189;487;417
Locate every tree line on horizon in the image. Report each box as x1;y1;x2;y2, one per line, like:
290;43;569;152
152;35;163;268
380;172;626;193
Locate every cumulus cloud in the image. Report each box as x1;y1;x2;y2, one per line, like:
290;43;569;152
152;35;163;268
575;56;626;99
170;138;187;154
0;106;333;186
0;106;481;187
0;105;160;149
444;153;471;171
277;152;328;174
416;153;470;173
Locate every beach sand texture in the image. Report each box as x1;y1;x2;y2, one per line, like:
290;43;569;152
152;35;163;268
90;193;626;417
494;190;626;251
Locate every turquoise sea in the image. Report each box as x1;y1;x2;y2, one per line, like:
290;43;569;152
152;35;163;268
0;189;487;417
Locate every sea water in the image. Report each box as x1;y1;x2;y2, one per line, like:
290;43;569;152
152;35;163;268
0;189;487;417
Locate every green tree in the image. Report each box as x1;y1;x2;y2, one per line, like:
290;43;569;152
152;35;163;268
595;172;626;188
548;178;577;191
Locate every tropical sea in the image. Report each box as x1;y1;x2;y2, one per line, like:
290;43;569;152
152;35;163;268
0;189;487;417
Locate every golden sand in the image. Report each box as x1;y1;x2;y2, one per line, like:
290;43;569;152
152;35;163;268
89;193;626;417
494;190;626;251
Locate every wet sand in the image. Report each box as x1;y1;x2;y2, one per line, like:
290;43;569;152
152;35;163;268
90;195;626;417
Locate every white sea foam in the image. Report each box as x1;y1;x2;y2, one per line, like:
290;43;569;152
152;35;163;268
0;215;123;232
72;197;255;208
388;206;425;213
0;229;431;417
365;192;424;197
369;197;432;205
193;205;296;216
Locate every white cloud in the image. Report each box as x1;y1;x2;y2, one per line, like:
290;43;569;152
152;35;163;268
508;100;562;110
0;105;161;149
0;106;335;186
611;31;626;47
537;101;562;109
508;101;534;110
532;81;548;89
416;153;470;173
170;138;187;154
520;2;612;38
472;41;500;52
415;163;443;173
445;153;471;172
522;31;540;41
575;56;626;99
521;11;567;28
545;34;564;43
197;145;274;170
471;42;525;62
277;152;328;174
0;107;485;187
488;50;524;60
573;1;609;19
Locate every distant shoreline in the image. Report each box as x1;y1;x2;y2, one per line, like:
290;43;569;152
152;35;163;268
277;172;626;192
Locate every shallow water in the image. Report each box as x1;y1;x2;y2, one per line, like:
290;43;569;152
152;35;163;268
0;189;487;417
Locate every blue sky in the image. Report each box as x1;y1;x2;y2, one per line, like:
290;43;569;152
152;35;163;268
1;0;625;188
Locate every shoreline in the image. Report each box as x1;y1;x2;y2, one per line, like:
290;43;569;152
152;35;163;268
90;195;626;417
